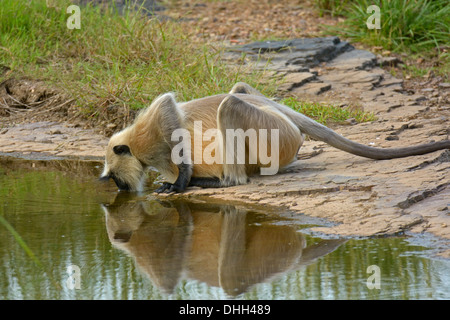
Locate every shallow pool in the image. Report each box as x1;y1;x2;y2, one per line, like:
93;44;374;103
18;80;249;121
0;156;449;299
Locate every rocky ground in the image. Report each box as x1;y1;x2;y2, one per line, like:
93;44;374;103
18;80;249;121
0;1;449;255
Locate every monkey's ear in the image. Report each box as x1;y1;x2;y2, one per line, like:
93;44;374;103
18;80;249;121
113;144;131;155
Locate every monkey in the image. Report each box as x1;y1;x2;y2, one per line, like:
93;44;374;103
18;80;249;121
100;82;450;193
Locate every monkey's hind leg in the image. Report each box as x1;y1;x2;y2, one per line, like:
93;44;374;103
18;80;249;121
229;82;265;96
217;94;302;187
144;94;193;194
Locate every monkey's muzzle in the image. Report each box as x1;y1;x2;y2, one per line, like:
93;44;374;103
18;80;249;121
99;173;131;191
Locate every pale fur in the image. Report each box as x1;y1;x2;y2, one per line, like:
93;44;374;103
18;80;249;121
101;82;450;192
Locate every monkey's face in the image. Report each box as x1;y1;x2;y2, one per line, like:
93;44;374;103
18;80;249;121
100;132;145;192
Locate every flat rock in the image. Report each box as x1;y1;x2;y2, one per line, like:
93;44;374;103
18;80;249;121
278;72;316;91
229;36;353;68
327;49;376;70
321;70;382;85
291;82;331;96
235;36;346;55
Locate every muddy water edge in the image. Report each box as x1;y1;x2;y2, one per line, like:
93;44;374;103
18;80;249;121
0;155;449;300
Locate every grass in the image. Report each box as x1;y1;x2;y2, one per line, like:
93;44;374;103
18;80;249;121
281;97;376;126
316;0;449;79
338;0;448;52
0;0;377;127
315;0;351;17
0;0;275;120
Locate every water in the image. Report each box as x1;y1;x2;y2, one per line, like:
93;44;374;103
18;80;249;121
0;156;449;300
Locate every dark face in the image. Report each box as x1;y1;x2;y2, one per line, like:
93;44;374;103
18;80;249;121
100;143;144;192
100;171;131;191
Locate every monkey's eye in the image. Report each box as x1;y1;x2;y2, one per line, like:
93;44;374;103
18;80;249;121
113;145;131;155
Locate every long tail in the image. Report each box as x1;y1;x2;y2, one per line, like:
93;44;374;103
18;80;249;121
277;103;450;160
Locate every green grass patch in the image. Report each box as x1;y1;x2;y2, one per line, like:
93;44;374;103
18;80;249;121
315;0;351;17
0;0;275;119
281;97;376;126
316;0;449;53
337;0;448;52
316;0;449;79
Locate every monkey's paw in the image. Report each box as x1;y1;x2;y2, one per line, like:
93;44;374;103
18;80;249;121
154;182;185;194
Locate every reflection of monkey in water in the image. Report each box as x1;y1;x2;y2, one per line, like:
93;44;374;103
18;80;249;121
102;194;346;296
100;82;450;192
103;193;192;293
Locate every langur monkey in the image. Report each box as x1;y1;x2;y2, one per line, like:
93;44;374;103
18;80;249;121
100;82;450;193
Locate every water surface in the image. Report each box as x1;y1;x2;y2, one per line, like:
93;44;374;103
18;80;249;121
0;156;449;299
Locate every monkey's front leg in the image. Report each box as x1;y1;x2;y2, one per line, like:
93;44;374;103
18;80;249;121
145;93;193;194
154;163;192;193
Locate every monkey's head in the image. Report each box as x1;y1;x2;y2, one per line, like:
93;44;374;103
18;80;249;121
100;129;146;192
